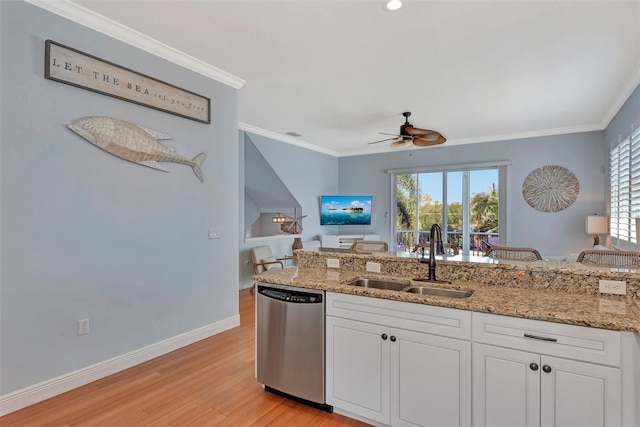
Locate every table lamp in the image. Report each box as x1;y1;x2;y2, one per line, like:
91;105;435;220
585;215;608;246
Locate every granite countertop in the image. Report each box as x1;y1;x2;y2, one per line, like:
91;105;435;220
253;266;640;333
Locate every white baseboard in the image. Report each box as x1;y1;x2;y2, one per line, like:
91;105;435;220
0;315;240;416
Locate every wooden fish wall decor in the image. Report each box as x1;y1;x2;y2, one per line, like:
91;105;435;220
67;116;206;182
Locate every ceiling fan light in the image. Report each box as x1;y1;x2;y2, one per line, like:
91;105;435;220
385;0;403;11
390;139;411;149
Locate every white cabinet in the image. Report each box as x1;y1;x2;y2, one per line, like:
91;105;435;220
472;344;540;427
472;313;623;427
391;328;471;427
473;343;621;427
540;355;620;427
326;292;471;427
326;316;389;423
324;295;638;427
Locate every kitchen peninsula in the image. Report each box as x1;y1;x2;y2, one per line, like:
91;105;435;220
254;250;640;427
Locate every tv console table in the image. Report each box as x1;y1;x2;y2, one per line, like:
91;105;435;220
320;234;381;249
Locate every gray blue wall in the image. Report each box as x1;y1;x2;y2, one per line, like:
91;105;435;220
339;132;607;258
605;84;640;145
1;1;239;395
239;131;338;288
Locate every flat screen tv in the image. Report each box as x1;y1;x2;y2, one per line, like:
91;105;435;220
320;195;372;226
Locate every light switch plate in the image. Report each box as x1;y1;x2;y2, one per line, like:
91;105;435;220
366;262;381;273
327;258;340;269
599;279;626;295
78;318;89;335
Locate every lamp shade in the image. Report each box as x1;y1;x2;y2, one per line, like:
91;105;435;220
585;215;608;234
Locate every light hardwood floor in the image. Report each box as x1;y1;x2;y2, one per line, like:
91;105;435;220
1;289;369;426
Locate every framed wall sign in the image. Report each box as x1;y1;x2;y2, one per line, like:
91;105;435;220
45;40;211;124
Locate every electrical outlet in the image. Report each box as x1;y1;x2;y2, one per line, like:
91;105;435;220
78;318;89;335
208;228;221;239
599;280;626;295
327;258;340;269
366;262;381;273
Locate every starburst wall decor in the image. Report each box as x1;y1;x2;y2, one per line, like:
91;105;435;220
522;165;579;213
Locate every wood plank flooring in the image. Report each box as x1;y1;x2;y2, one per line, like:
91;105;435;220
1;289;370;426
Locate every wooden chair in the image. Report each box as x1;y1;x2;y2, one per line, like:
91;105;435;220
249;246;284;293
412;242;458;255
444;243;459;255
485;246;542;261
576;249;640;268
350;240;388;253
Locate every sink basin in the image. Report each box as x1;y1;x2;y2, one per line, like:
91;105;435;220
404;286;473;298
346;278;409;291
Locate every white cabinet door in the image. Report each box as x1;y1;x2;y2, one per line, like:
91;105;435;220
473;343;540;427
326;316;390;424
392;329;471;427
540;356;621;427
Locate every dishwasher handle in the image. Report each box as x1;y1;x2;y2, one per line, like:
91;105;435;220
258;285;323;304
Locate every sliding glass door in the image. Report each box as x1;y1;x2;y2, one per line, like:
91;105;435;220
395;166;502;256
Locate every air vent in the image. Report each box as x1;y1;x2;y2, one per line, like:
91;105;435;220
285;131;302;137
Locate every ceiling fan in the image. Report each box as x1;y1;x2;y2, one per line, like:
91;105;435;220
368;112;446;149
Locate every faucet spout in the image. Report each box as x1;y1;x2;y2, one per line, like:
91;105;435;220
428;224;443;281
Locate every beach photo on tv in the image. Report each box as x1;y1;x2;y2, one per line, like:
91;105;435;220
320;195;372;225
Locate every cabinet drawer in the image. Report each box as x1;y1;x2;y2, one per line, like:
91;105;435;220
472;312;621;366
327;292;471;340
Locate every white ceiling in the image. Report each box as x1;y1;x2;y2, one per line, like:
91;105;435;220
70;0;640;156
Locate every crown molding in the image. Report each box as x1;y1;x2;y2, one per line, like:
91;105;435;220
338;123;604;157
601;59;640;129
446;123;605;146
24;0;245;90
239;123;339;157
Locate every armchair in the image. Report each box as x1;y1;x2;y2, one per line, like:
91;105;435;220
577;249;640;268
485;246;542;261
249;246;284;293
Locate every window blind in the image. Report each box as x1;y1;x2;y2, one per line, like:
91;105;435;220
610;118;640;249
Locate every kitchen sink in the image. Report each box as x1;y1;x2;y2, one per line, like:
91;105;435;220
404;286;473;298
346;278;409;291
346;279;473;298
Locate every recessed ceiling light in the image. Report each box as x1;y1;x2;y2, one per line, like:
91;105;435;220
385;0;403;11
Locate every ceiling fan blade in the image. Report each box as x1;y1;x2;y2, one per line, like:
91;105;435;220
415;131;441;141
405;126;440;136
379;132;402;137
412;134;447;146
390;139;412;149
368;137;399;145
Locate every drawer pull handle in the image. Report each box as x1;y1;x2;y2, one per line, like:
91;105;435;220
529;363;539;371
381;334;388;340
390;336;397;342
524;333;557;342
543;365;552;373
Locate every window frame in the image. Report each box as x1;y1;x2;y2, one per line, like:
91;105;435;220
388;161;509;256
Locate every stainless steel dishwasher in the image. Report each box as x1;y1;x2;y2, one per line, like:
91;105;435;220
256;283;332;412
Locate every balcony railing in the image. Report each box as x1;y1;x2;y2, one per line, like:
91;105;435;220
396;230;499;256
